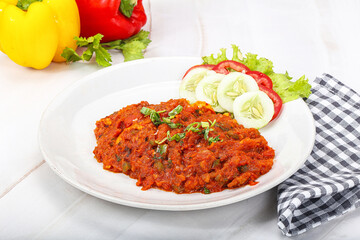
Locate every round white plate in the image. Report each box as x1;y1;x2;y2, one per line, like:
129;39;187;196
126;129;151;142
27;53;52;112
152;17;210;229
38;57;315;211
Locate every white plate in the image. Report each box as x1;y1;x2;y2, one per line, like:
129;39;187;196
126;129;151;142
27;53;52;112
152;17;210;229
38;57;315;211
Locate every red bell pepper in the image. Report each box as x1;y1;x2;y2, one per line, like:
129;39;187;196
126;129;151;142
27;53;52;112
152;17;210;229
75;0;147;42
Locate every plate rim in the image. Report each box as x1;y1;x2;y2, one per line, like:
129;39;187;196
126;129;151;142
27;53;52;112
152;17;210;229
38;57;316;211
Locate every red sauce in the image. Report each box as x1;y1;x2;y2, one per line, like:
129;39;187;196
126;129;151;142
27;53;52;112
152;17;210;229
93;99;274;194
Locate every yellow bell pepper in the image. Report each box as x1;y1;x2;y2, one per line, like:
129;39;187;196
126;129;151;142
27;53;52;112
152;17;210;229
0;0;80;69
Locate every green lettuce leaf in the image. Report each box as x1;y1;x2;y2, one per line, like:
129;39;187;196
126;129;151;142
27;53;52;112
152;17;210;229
202;48;228;65
269;72;312;103
240;53;274;75
231;44;243;62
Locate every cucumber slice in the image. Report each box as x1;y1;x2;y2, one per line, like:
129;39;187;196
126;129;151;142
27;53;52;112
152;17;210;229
195;74;226;112
233;91;274;129
217;72;259;112
179;68;216;103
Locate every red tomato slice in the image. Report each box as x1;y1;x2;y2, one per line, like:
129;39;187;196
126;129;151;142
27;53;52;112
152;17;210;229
182;64;215;78
212;60;250;74
246;71;273;89
259;85;282;121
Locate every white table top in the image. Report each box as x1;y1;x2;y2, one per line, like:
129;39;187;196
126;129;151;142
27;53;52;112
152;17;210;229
1;0;360;239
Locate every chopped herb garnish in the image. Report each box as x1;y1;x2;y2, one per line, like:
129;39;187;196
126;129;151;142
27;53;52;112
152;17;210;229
167;122;182;129
168;131;186;142
149;111;162;126
201;120;214;141
201;121;210;128
156;144;168;156
141;106;181;128
162;117;171;124
209;119;217;127
208;135;223;145
116;155;121;162
155;131;186;145
142;108;222;145
140;107;163;126
185;122;201;132
162;117;182;129
140;107;155;116
185;120;222;144
155;137;167;145
204;187;211;194
168;105;183;118
202;127;212;140
154;144;168;160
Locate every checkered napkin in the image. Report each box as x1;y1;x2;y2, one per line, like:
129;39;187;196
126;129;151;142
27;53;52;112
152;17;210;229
277;74;360;236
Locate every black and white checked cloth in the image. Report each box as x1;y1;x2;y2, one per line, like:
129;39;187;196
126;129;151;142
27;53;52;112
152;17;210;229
277;74;360;236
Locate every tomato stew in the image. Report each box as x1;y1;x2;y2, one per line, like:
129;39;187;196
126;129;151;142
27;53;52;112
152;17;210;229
93;99;274;194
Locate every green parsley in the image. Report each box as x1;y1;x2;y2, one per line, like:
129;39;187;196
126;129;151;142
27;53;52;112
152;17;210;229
61;30;151;66
103;30;151;62
61;34;112;67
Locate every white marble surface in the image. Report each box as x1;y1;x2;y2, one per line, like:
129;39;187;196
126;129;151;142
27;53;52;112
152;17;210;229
1;0;360;239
